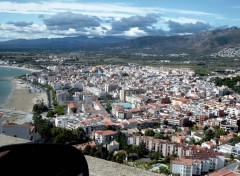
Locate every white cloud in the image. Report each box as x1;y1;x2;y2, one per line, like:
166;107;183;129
123;27;146;37
0;1;221;19
0;1;225;40
0;1;159;17
0;22;108;40
163;17;204;24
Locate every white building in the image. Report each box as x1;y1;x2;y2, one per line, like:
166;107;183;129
85;87;106;99
107;141;120;152
94;130;117;144
2;124;41;142
172;158;201;176
218;144;233;154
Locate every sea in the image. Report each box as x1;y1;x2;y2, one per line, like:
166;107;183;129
0;66;31;108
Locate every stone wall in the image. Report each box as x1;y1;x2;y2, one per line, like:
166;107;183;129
85;155;163;176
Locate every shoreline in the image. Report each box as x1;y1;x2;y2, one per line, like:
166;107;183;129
2;79;48;113
0;65;42;72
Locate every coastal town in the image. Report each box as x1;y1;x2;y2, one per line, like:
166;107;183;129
1;60;240;176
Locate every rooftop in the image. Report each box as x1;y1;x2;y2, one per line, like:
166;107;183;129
0;134;31;147
113;102;132;109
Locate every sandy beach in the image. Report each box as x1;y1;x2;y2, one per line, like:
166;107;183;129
3;79;48;113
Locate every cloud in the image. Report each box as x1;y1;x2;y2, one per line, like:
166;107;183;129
7;21;33;27
43;12;101;31
0;1;159;17
167;20;212;34
0;23;52;41
109;14;161;35
0;1;221;19
123;27;146;37
163;17;203;24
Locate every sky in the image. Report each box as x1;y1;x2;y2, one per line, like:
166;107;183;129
0;0;239;41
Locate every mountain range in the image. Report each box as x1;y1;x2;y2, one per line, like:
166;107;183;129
0;27;240;55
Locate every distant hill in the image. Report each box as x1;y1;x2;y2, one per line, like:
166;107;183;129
0;36;127;50
113;27;240;55
1;27;240;56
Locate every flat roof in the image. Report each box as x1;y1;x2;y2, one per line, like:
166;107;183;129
0;134;31;147
113;102;132;109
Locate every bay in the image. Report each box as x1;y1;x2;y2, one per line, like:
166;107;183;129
0;66;31;107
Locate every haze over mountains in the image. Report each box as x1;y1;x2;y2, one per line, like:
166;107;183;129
0;27;240;56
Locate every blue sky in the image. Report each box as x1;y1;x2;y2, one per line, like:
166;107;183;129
0;0;239;41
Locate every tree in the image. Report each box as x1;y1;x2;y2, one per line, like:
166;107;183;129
159;166;171;175
154;133;165;139
93;145;109;159
32;103;48;114
163;156;171;164
72;107;77;113
105;125;116;131
90;146;97;156
116;132;128;150
203;125;208;132
106;101;112;112
32;104;39;113
46;110;55;117
121;73;129;77
148;151;160;161
204;129;215;141
214;126;228;138
38;102;48;112
54;105;66;115
145;129;155;136
230;154;234;161
163;119;169;126
73;127;87;143
36;119;53;140
138;141;147;157
83;145;91;155
189;137;196;145
113;151;126;163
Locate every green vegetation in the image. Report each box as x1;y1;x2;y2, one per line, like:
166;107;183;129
121;72;129;77
202;126;229;142
82;144;126;163
46;105;66;117
194;69;210;76
215;76;240;93
32;102;48;113
232;135;240;145
148;151;162;161
144;129;155;137
68;88;81;95
33;112;88;144
159;166;171;175
115;132;148;158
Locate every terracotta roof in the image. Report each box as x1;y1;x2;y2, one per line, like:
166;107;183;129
172;158;201;166
68;103;78;108
127;119;138;123
129;108;142;113
104;121;115;126
209;169;240;176
95;130;117;136
172;97;189;103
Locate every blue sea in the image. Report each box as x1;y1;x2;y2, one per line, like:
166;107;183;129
0;66;31;108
